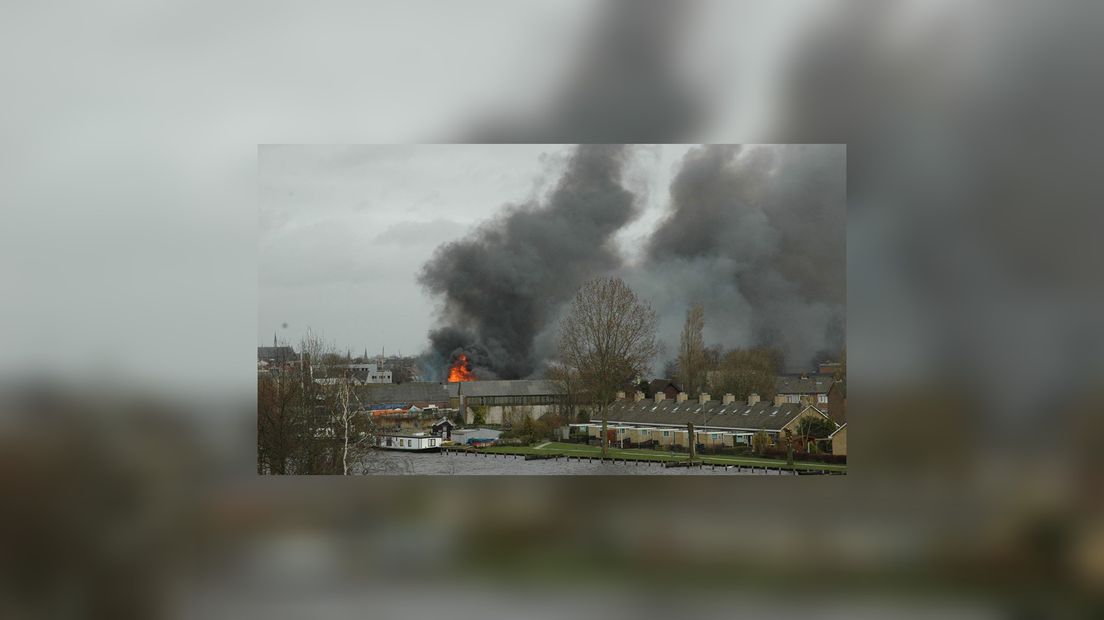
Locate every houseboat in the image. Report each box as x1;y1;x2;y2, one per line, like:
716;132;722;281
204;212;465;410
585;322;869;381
374;432;442;452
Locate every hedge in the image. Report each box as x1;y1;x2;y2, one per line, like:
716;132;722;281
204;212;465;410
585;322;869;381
761;447;846;464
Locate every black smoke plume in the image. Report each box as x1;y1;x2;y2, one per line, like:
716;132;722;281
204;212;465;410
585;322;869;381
464;0;705;143
630;144;846;370
419;145;637;379
426;327;497;380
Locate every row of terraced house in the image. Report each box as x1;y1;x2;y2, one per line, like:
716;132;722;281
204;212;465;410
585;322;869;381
571;390;847;456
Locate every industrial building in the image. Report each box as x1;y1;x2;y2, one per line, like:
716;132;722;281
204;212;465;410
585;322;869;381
350;379;568;425
355;382;453;411
448;380;566;424
344;363;392;383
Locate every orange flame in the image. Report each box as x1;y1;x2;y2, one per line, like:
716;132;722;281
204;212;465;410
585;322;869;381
448;353;476;382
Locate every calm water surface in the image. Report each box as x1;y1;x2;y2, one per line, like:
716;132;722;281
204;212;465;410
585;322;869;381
355;449;797;475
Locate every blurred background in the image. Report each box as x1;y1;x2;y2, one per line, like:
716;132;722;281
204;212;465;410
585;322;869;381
3;0;1103;617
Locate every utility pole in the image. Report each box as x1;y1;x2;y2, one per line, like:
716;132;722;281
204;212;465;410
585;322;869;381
687;422;696;461
601;418;608;458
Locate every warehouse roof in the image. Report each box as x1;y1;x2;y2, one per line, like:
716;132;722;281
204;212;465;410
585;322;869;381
354;380;565;404
357;382;451;404
447;379;561;397
604;399;829;432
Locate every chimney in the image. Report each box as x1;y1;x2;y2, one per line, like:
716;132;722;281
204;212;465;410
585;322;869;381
747;393;760;405
654;392;665;403
723;393;735;405
633;391;645;402
615;391;625;400
676;392;688;402
699;393;710;404
773;394;786;406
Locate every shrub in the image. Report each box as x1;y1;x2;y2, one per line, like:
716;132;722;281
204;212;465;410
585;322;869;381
751;431;772;455
795;416;837;439
761;447;846;464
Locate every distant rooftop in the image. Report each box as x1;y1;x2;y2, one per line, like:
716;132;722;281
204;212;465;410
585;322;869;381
447;379;561;397
606;399;830;432
775;374;836;395
258;346;297;361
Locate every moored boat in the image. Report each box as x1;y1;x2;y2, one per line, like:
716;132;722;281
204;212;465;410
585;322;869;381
374;432;442;452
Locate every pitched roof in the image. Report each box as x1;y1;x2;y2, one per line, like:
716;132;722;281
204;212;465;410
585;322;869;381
258;346;297;360
604;399;827;432
648;379;682;395
447;379;561;397
775;374;835;395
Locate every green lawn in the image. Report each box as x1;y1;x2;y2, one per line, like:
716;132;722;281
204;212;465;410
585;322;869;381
476;441;846;472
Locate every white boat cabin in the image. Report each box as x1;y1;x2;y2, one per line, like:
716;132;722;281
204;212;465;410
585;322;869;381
376;432;441;452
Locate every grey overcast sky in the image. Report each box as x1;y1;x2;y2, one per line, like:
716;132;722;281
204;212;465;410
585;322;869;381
258;144;694;356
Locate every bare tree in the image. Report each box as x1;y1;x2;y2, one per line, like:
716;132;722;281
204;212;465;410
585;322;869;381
557;277;659;457
338;369;352;475
547;363;585;423
661;359;678;383
706;346;784;401
257;370;304;474
677;303;705;396
256;327;371;475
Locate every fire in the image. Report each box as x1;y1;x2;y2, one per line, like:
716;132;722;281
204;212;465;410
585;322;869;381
448;353;476;382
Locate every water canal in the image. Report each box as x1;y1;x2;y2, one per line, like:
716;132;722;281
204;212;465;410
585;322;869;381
356;449;802;475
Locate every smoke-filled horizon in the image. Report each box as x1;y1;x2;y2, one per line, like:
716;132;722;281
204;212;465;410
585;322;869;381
419;145;638;380
627;144;846;372
419;144;845;379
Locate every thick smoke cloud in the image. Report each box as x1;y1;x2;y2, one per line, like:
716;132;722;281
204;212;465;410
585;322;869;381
420;144;845;379
629;144;846;371
419;145;636;379
424;326;497;380
465;0;705;143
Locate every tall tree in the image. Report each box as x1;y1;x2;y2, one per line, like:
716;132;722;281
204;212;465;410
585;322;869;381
706;346;784;401
257;371;305;474
257;328;370;475
677;303;706;396
557;277;660;457
547;363;585;423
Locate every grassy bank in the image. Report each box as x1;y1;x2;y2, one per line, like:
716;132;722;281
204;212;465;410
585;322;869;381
473;441;846;472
